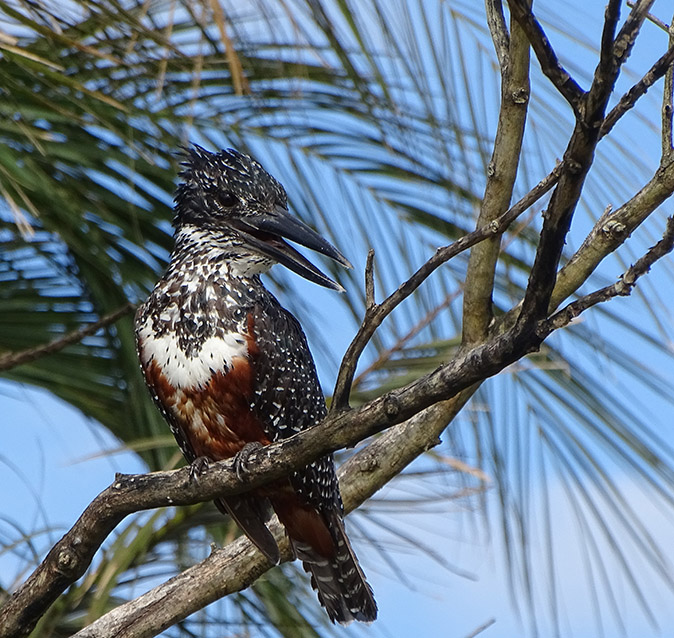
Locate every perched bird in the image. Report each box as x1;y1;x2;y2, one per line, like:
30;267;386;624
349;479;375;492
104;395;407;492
135;145;377;624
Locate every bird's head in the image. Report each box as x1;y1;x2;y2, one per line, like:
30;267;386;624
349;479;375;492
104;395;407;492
173;145;351;291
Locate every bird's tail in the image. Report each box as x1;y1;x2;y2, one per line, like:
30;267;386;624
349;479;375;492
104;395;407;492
215;494;280;565
292;511;377;624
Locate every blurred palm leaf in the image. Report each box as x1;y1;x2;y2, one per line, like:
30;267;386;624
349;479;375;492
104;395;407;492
1;0;674;636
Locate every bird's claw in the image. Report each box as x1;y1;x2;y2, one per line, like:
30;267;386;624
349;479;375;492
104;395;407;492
189;456;211;481
234;442;264;482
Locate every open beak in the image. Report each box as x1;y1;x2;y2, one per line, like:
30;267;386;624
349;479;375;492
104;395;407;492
229;205;352;291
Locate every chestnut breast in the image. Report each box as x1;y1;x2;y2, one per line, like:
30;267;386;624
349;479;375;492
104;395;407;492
137;311;270;460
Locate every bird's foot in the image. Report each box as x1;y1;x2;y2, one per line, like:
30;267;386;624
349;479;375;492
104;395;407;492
189;456;211;481
234;442;264;482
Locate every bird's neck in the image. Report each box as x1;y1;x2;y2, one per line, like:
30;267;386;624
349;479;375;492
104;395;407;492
167;224;273;284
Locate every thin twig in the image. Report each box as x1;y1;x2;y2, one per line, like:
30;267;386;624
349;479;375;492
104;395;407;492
626;1;669;31
353;288;462;386
0;303;135;371
541;217;674;335
662;15;674;162
515;0;652;326
508;0;585;113
601;44;674;139
465;619;497;638
331;161;564;410
599;0;622;75
485;0;509;69
365;249;376;310
613;0;656;68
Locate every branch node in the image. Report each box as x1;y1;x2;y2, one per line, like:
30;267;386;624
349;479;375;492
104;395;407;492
57;548;79;576
355;450;380;473
508;0;585;111
615;278;631;295
543;216;674;337
113;473;140;491
565;158;582;174
383;394;400;418
601;219;627;239
534;320;551;339
511;88;529;104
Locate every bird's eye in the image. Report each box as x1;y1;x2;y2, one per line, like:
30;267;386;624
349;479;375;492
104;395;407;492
216;191;238;208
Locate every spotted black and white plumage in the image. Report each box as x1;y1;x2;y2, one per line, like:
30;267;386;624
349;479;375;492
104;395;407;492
135;146;376;624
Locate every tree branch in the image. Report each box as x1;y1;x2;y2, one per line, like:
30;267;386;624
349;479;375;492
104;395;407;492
462;0;530;344
485;0;509;68
613;0;656;68
337;390;479;511
9;203;670;638
507;0;585;112
364;248;376;309
353;286;462;385
490;22;674;328
541;216;674;335
6;202;629;636
74;529;288;638
601;44;674;138
492;160;674;335
514;0;655;327
331;161;562;409
470;20;674;338
599;0;622;74
543;14;674;312
626;1;669;31
662;14;674;162
70;392;478;638
551;145;674;310
0;303;135;371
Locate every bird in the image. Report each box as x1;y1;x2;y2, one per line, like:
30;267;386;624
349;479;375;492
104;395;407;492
134;145;377;624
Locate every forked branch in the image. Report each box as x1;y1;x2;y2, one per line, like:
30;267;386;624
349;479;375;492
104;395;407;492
4;211;673;638
331;161;563;409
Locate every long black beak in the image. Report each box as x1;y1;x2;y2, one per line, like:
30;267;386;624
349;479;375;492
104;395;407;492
229;205;352;291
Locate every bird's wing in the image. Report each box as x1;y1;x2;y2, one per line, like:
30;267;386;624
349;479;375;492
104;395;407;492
248;298;343;516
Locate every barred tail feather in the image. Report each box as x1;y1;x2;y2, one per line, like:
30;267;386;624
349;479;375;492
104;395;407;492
293;513;377;624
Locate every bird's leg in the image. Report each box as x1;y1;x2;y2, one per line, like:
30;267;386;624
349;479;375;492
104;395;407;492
233;441;264;482
189;456;211;481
